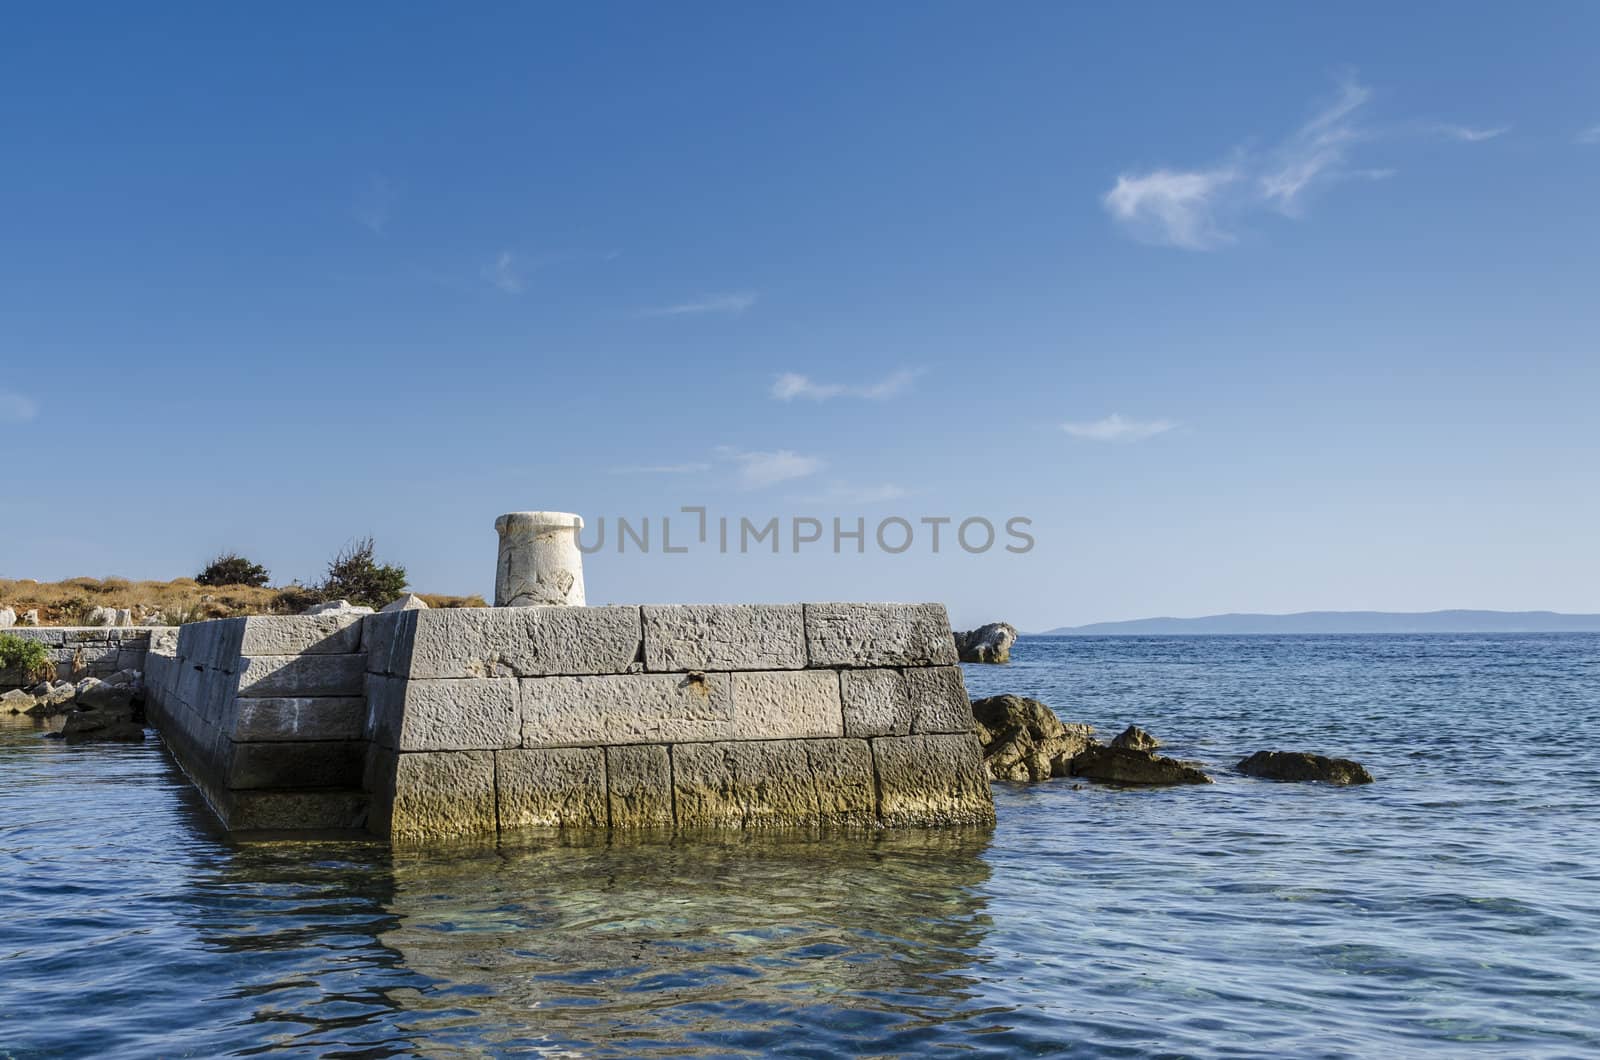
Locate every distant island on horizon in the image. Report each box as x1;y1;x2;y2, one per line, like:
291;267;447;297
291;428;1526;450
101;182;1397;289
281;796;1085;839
1038;610;1600;636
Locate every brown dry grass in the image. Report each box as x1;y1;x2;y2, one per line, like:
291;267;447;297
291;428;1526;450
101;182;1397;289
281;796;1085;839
0;578;486;625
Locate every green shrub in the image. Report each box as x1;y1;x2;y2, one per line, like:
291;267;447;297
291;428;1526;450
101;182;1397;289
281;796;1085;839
195;552;271;588
318;537;407;608
0;634;54;684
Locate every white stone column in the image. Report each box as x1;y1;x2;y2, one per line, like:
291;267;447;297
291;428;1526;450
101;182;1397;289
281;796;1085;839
494;511;587;607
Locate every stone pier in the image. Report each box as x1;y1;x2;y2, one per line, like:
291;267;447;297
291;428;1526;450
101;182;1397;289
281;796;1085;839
141;602;994;841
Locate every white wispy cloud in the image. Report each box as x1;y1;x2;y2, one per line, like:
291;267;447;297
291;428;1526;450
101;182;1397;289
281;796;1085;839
1577;124;1600;145
771;368;922;402
643;292;757;317
482;251;522;294
609;462;712;474
0;391;37;423
1105;77;1502;249
354;175;398;234
1103;168;1240;250
1061;413;1175;443
1435;124;1510;143
715;446;823;489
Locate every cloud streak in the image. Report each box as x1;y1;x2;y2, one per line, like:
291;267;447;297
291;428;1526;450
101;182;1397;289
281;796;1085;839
1105;77;1502;249
0;391;37;423
771;368;921;402
1062;413;1175;443
643;292;757;317
482;251;522;294
1577;124;1600;145
715;446;823;489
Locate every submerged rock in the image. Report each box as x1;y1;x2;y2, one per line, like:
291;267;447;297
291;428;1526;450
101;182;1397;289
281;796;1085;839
1110;725;1160;751
953;622;1017;664
1;688;33;713
1237;750;1373;786
61;706;145;743
1070;745;1213;786
970;694;1094;781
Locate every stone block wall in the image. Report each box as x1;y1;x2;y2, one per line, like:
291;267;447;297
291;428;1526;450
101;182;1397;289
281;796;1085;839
360;603;993;843
143;616;370;832
0;626;153;689
137;602;994;842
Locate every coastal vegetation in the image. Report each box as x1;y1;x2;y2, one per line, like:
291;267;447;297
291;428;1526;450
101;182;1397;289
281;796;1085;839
0;633;53;683
195;552;271;588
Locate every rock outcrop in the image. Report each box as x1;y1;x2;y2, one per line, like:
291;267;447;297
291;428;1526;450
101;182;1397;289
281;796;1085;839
0;608;15;628
380;593;431;613
953;622;1017;664
971;694;1094;781
1070;745;1212;786
5;669;147;741
1237;750;1373;786
304;599;376;617
1110;724;1160;751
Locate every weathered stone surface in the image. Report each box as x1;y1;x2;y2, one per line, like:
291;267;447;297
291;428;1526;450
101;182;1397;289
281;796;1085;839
840;669;911;737
1237;750;1373;786
872;734;995;826
904;666;972;734
77;681;135;712
495;511;587;607
238;614;365;656
729;671;843;739
605;744;673;828
1071;746;1212;786
522;672;732;746
388;750;498;841
1;688;35;712
20;609;39;626
227;790;369;832
229;740;365;789
952;621;1017;664
303;599;375;617
0;608;14;628
232;697;366;742
373;677;520;752
642;604;805;671
971;694;1094;781
804;738;877;827
804;603;958;668
85;606;134;628
398;606;642;679
496;747;608;830
1111;725;1160;751
672;740;820;828
236;654;366;697
380;593;430;613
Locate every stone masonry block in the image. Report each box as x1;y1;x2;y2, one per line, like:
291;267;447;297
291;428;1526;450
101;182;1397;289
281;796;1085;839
496;747;608;831
521;672;733;747
398;606;642;679
872;733;994;827
904;666;973;734
380;677;520;752
729;670;843;739
232;697;366;742
361;610;408;675
238;614;365;656
388;750;498;842
840;669;912;737
804;738;878;827
642;604;805;672
672;740;820;829
227;740;365;789
236;654;366;698
804;603;958;668
605;744;673;828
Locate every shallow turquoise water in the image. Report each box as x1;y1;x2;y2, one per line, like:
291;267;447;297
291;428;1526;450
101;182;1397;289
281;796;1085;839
2;634;1598;1057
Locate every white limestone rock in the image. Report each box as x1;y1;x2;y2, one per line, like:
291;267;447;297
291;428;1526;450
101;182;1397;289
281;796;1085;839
0;608;15;628
380;593;431;613
303;599;376;617
20;610;40;626
642;604;805;671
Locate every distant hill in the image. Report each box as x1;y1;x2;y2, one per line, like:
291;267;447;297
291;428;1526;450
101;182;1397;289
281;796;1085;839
1039;610;1600;635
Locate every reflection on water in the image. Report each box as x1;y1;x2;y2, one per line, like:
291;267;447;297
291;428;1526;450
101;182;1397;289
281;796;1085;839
6;635;1600;1057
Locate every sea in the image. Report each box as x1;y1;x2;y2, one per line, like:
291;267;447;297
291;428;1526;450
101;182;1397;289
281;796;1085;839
2;633;1597;1058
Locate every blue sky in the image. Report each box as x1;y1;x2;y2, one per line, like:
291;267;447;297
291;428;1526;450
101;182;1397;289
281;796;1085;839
2;4;1597;629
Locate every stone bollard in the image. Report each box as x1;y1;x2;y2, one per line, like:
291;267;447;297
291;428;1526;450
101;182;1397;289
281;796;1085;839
494;511;586;607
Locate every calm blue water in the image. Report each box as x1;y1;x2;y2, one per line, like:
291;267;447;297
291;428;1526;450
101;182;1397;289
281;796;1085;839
3;634;1599;1058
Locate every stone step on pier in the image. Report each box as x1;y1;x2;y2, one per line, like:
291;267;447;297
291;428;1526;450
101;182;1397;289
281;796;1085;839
143;602;995;842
